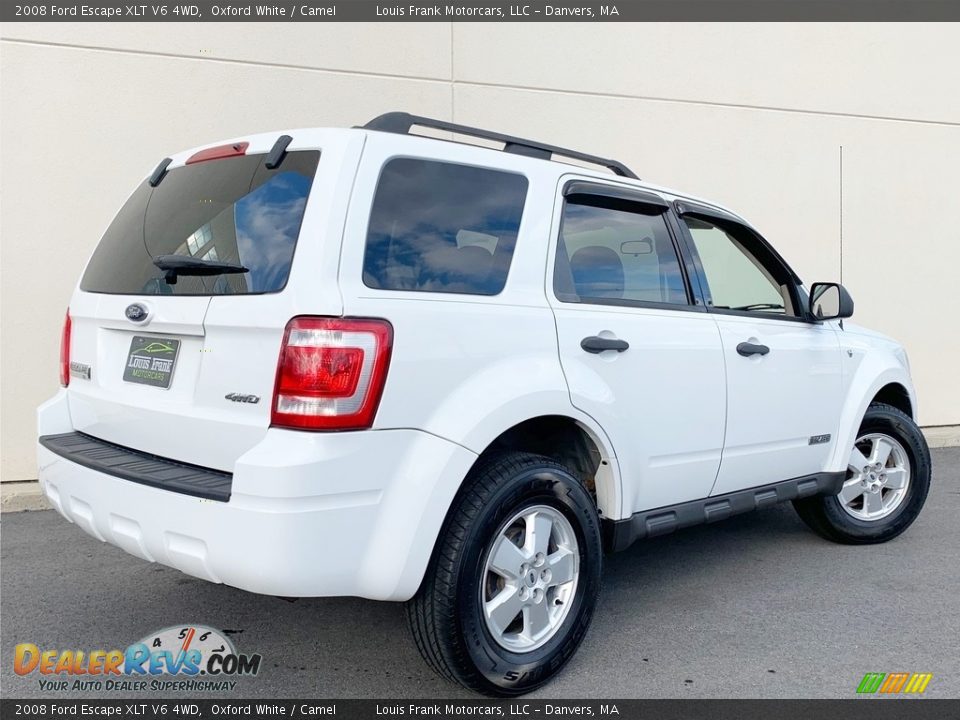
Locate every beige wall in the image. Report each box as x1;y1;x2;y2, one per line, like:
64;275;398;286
2;23;958;481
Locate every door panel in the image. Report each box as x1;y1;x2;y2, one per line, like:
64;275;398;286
710;316;842;495
548;178;726;514
676;208;844;494
553;305;727;512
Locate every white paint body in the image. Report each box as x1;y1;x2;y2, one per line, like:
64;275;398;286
37;127;917;600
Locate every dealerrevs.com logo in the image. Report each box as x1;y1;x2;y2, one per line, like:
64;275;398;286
14;625;261;693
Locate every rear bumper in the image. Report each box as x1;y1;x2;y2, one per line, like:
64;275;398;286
39;432;233;501
37;391;477;601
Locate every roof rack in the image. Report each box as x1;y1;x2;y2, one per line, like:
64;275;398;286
363;112;638;179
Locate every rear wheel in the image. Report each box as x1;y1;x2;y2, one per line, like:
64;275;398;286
407;451;602;696
793;402;931;544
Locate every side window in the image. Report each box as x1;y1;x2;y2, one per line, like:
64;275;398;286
363;158;528;296
683;217;797;317
555;198;688;306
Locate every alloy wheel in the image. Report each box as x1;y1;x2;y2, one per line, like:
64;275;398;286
480;505;580;653
839;432;911;521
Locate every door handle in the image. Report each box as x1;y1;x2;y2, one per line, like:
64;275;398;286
581;336;630;354
736;341;770;357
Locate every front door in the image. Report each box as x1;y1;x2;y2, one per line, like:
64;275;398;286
678;211;843;495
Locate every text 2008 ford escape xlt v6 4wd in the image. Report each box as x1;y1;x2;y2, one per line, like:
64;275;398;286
38;113;931;696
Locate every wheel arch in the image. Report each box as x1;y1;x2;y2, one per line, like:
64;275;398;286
827;361;918;473
366;401;622;601
871;382;914;419
469;414;620;521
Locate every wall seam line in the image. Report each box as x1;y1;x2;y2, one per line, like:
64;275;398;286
458;78;960;128
839;145;844;283
0;37;452;85
4;37;959;128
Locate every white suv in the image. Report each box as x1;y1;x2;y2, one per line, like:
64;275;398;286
38;113;931;696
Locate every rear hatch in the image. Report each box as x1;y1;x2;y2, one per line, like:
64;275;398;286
66;139;338;472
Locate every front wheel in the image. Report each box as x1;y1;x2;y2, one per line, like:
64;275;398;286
793;402;931;544
407;451;602;696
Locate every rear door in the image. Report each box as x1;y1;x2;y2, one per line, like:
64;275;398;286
548;179;727;512
676;205;843;495
67;137;355;471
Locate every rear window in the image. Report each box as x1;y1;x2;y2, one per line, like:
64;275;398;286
80;151;320;295
362;158;528;296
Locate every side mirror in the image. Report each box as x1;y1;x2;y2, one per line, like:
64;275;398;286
809;282;854;320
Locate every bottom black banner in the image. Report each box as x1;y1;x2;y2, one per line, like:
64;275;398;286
2;699;959;720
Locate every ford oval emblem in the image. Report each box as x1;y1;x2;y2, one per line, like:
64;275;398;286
125;303;148;323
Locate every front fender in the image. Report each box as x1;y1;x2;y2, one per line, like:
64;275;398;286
827;349;917;473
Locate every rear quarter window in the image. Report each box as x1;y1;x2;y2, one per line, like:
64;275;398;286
362;158;528;296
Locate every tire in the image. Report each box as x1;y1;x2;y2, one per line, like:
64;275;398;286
793;402;931;544
407;451;603;697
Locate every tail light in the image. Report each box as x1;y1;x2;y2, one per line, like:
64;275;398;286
271;317;393;431
59;309;71;387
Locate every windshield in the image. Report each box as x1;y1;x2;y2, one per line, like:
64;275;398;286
80;151;320;295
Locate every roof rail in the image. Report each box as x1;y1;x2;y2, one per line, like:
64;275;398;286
363;112;639;179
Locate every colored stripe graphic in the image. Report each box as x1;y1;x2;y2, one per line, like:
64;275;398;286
857;673;886;693
880;672;910;693
858;672;933;694
903;673;933;694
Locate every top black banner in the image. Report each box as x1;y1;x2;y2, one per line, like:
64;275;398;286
3;0;960;22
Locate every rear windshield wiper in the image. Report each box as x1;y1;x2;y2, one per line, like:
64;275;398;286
153;255;249;285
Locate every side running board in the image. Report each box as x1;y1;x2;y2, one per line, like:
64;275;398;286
602;471;845;552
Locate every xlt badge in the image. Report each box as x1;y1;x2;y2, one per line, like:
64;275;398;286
69;361;91;380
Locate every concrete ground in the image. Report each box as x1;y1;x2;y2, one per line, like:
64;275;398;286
2;448;958;699
0;481;49;513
